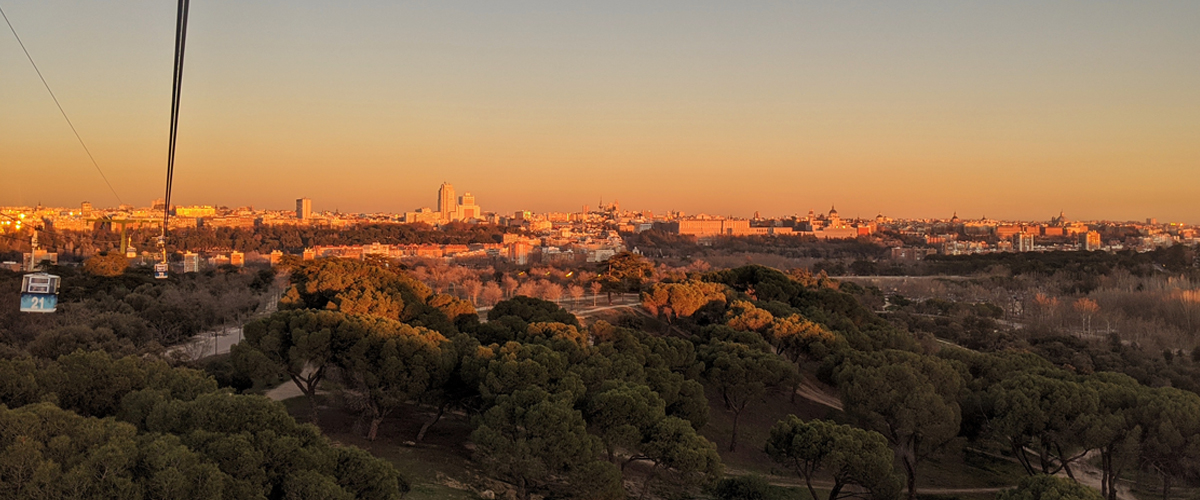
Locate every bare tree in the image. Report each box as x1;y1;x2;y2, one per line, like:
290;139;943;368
541;281;564;304
462;278;483;305
516;281;538;298
482;282;504;306
1073;297;1100;334
502;276;519;298
568;285;585;309
590;281;602;307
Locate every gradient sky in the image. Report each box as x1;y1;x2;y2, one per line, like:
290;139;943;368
3;1;1198;222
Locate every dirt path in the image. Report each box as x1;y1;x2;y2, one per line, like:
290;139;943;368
966;447;1133;500
1058;450;1134;500
265;380;305;401
264;366;322;402
794;379;843;411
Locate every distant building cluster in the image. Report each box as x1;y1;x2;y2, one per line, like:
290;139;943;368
404;182;484;224
889;211;1194;257
666;206;872;240
3;186;1198;272
300;238;619;266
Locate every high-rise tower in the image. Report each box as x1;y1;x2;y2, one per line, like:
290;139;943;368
296;197;312;220
438;182;456;221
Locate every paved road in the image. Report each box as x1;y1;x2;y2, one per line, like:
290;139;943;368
167;289;281;361
167;325;245;361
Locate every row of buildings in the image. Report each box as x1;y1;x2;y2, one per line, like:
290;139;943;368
105;235;623;274
667;207;871;240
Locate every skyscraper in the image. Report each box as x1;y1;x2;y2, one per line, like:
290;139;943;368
296;197;312;220
438;182;456;221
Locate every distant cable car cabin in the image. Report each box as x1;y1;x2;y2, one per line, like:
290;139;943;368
154;262;169;280
20;272;60;313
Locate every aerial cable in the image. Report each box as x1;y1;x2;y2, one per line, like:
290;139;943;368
158;0;189;273
0;4;124;206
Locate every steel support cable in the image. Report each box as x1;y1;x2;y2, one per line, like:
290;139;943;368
0;4;124;205
161;0;189;252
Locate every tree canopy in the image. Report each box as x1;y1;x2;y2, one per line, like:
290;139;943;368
766;415;900;500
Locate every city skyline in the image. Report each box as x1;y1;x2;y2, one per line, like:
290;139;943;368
1;191;1182;227
3;1;1198;222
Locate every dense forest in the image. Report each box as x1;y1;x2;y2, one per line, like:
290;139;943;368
0;263;274;358
4;251;1199;500
921;246;1199;278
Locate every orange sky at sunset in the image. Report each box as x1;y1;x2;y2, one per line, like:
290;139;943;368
3;1;1198;222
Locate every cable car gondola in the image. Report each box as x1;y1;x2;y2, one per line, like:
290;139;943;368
20;272;60;313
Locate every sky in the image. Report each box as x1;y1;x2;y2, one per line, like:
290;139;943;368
2;1;1198;222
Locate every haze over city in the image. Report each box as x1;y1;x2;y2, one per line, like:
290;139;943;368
3;1;1198;222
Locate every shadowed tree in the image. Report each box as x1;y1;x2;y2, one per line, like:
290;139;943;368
0;403;227;500
700;339;798;451
474;342;581;404
996;475;1103;500
988;373;1099;478
1085;372;1143;500
238;309;345;423
836;350;963;500
471;388;609;500
586;382;667;464
135;391;410;499
632;416;723;500
487;296;579;328
1137;386;1200;500
766;415;901;500
335;316;456;440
